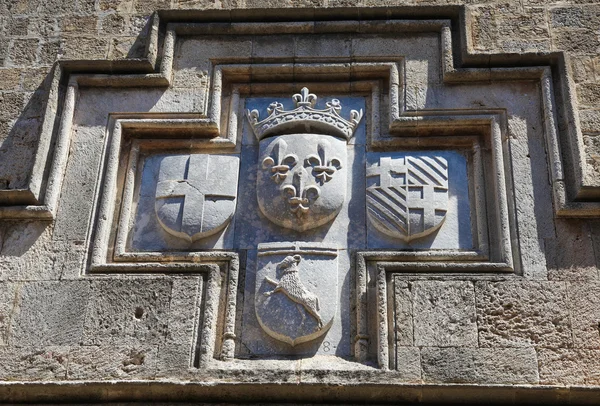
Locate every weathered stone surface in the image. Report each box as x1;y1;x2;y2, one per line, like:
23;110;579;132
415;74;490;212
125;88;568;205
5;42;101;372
412;281;478;347
59;37;108;59
393;278;412;346
568;282;600;349
476;281;572;347
546;220;598;281
11;282;90;347
394;346;421;381
0;68;22;90
0;346;69;380
422;347;539;384
538;348;600;385
8;38;38;65
155;277;202;376
0;282;19;346
68;345;158;380
82;279;171;346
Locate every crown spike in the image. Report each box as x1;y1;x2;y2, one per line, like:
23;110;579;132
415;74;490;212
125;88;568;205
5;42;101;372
247;88;364;140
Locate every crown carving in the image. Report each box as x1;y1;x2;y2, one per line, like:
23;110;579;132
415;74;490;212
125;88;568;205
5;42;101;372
247;88;364;140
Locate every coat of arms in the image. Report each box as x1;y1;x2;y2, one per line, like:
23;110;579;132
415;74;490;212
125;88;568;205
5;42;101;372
366;155;449;241
154;154;239;242
255;242;338;346
248;88;363;232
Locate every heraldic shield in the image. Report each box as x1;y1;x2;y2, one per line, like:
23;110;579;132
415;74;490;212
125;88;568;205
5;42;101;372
366;155;449;241
154;154;239;242
255;243;338;346
257;135;346;231
247;88;363;232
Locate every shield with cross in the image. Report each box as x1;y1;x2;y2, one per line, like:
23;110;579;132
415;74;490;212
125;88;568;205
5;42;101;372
154;154;239;242
366;154;449;241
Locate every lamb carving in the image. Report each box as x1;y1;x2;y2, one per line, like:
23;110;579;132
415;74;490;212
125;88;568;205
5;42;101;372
263;254;323;328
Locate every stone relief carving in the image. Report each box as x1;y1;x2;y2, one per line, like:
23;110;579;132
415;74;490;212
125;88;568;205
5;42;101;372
255;243;337;346
247;87;363;141
261;138;298;184
306;140;342;185
263;255;323;329
155;154;239;242
250;88;362;232
366;155;449;241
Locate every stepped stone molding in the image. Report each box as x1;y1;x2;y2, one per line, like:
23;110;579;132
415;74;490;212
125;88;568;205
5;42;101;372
0;8;596;219
1;7;599;402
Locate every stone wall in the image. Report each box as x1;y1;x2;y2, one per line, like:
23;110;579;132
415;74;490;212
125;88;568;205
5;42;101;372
0;1;600;404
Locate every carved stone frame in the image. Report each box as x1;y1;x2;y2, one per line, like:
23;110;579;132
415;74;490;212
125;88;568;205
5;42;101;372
87;113;239;365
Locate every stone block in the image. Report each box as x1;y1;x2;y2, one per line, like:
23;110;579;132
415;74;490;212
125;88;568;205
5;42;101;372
67;344;158;380
22;67;50;91
546;220;598;281
52;126;106;242
171;68;208;89
394;346;421;381
0;221;57;281
568;282;600;348
38;40;60;65
551;6;585;28
0;282;20;346
392;277;412;346
6;17;28;36
82;278;172;346
0;68;22;90
109;36;145;59
8;38;38;65
155;277;202;376
99;14;126;35
422;346;539;384
570;56;599;84
295;35;351;60
98;0;133;12
538;348;600;385
60;16;98;34
27;17;59;38
59;37;108;60
11;281;90;347
584;135;600;183
578;84;600;108
133;0;170;13
0;91;24;120
580;110;600;133
412;280;477;347
476;281;572;348
0;346;69;380
553;28;600;55
421;347;477;383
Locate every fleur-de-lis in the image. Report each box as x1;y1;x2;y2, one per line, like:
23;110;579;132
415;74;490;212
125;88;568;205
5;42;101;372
306;141;342;184
267;101;284;115
283;168;320;216
292;87;317;108
262;139;298;183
